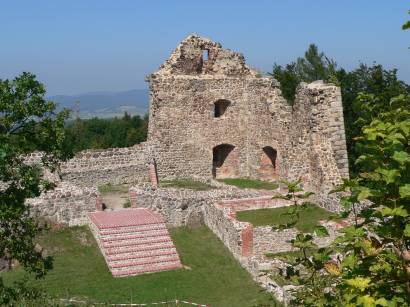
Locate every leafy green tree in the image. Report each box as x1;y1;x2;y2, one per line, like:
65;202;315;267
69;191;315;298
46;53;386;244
330;93;410;305
274;93;410;306
268;180;339;306
0;72;69;303
63;112;148;154
270;44;338;104
337;64;410;176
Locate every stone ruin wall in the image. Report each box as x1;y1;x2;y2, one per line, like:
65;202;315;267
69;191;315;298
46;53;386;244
26;182;99;226
147;35;349;212
22;35;350;227
147;35;293;181
22;142;156;226
147;75;291;180
60;142;153;187
288;81;349;211
129;183;262;227
24;142;154;188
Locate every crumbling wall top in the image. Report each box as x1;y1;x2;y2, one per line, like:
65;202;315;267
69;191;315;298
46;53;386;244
152;34;261;77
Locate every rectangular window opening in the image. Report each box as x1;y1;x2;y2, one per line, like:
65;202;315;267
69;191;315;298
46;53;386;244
202;49;209;61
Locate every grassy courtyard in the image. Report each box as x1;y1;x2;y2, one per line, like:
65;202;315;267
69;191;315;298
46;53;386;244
218;178;279;190
159;178;215;191
1;226;276;307
236;204;338;233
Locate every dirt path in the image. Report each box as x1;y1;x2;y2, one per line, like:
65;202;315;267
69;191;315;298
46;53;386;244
101;192;129;210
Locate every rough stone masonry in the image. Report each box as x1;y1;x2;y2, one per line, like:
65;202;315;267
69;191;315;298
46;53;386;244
146;34;348;211
26;34;349;225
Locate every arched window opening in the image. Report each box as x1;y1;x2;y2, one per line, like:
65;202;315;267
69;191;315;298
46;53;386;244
212;144;236;178
214;99;231;118
262;146;277;170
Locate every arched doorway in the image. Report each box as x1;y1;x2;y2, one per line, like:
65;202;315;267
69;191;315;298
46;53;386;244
258;146;277;180
212;144;238;179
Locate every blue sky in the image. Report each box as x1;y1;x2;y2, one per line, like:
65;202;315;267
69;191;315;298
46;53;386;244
1;0;409;95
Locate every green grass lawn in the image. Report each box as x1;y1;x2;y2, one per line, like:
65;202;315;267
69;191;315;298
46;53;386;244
159;178;215;191
236;204;338;233
98;183;130;194
218;178;279;190
1;226;277;307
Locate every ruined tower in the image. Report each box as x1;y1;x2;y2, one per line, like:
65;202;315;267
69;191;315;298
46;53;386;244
146;35;348;211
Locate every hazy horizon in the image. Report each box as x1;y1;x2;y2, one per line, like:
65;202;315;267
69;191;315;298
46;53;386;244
1;0;409;96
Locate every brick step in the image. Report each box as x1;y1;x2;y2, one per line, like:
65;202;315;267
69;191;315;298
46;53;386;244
111;261;183;277
106;247;178;262
99;223;167;236
104;242;176;256
100;230;170;242
108;254;180;268
89;208;182;277
102;236;171;249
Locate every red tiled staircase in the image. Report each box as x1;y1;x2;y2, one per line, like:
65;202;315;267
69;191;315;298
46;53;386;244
89;208;183;277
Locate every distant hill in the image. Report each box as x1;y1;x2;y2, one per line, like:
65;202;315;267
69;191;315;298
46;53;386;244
49;89;149;119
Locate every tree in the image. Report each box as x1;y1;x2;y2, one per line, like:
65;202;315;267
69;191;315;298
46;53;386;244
274;93;410;306
270;44;338;104
332;93;409;305
337;64;410;176
0;72;69;303
403;10;410;30
63;113;148;154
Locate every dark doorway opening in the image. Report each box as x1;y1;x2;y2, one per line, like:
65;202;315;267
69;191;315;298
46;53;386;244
262;146;277;170
212;144;236;178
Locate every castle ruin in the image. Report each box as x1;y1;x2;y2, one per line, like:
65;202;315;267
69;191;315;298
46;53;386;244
146;35;348;210
21;35;351;291
27;34;349;224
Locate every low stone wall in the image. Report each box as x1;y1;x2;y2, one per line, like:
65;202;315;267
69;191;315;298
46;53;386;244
203;202;250;259
202;194;348;304
253;221;340;255
27;182;99;226
61;143;153;187
203;196;293;261
129;183;262;227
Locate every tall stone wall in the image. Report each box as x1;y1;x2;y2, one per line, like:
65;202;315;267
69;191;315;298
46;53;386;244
289;81;349;211
146;35;349;212
148;74;291;180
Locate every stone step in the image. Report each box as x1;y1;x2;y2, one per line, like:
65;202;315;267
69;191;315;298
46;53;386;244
89;208;182;278
104;241;176;256
108;254;180;268
99;224;167;236
106;247;178;262
102;236;172;249
100;229;170;242
90;208;164;228
111;261;183;278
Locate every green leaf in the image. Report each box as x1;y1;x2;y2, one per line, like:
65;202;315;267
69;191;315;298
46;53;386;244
376;168;400;184
404;224;410;237
314;225;329;237
357;295;376;307
345;277;371;292
392;151;410;164
399;184;410;198
357;187;373;201
380;206;408;217
374;298;388;306
342;254;357;269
